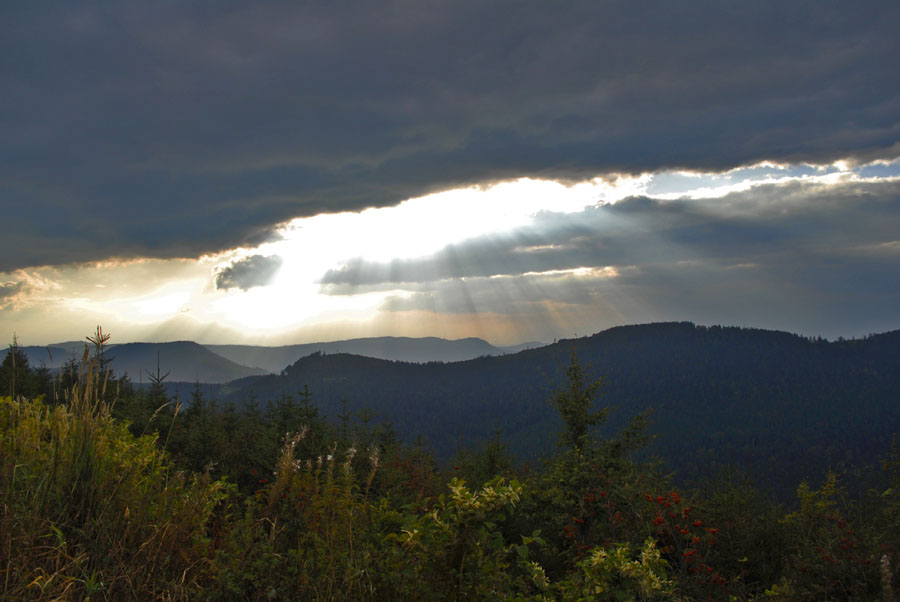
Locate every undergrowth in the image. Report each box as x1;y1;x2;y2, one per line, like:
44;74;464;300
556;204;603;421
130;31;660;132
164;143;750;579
0;348;226;600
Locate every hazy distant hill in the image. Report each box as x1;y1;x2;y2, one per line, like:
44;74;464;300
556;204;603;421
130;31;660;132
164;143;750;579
2;341;267;384
104;342;268;384
206;337;539;372
220;322;900;495
3;336;538;384
5;342;90;370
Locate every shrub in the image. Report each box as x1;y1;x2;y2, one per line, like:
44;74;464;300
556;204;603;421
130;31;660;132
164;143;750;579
0;354;227;599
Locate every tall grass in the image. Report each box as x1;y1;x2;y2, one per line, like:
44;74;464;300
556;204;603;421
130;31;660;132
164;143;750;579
207;431;384;601
0;347;227;600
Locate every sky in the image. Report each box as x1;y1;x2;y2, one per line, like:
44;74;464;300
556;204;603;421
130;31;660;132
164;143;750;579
1;1;899;346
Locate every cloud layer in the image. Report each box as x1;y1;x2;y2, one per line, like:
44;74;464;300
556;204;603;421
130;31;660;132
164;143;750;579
214;254;283;291
320;177;900;339
2;1;899;270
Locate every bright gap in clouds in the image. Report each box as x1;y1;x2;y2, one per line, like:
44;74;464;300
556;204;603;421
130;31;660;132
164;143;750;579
208;177;646;335
275;175;650;264
151;160;900;336
209;159;898;339
270;158;900;281
5;158;898;345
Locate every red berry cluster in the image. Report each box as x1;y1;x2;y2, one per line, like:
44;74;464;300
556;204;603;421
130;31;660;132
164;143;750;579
644;491;728;595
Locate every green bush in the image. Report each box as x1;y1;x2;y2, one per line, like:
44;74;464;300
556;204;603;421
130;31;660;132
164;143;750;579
0;371;227;599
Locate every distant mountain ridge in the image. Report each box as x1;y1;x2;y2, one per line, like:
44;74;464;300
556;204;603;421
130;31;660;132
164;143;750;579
3;335;541;384
106;342;268;383
2;341;267;384
5;323;899;494
206;336;539;372
216;322;900;495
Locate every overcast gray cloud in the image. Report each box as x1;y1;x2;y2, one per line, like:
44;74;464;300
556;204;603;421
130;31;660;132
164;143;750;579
214;254;283;291
0;282;24;310
2;0;898;270
0;282;22;297
320;178;900;338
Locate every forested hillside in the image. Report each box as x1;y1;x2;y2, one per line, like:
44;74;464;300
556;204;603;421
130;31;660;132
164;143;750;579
221;322;900;494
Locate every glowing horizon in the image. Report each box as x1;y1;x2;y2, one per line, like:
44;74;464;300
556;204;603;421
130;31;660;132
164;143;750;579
2;157;898;347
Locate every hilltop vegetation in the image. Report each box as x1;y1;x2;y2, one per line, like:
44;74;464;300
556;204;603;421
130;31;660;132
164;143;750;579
2;327;900;599
220;323;900;496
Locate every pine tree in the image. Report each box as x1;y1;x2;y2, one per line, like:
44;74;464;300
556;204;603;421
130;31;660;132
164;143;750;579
551;351;606;451
0;336;34;398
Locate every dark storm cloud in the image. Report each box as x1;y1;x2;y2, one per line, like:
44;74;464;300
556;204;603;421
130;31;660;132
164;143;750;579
320;178;900;337
214;254;283;291
2;1;899;270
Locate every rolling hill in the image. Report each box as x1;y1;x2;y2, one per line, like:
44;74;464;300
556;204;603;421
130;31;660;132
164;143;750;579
4;336;540;383
106;341;268;383
205;337;539;372
217;322;900;495
2;341;267;384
